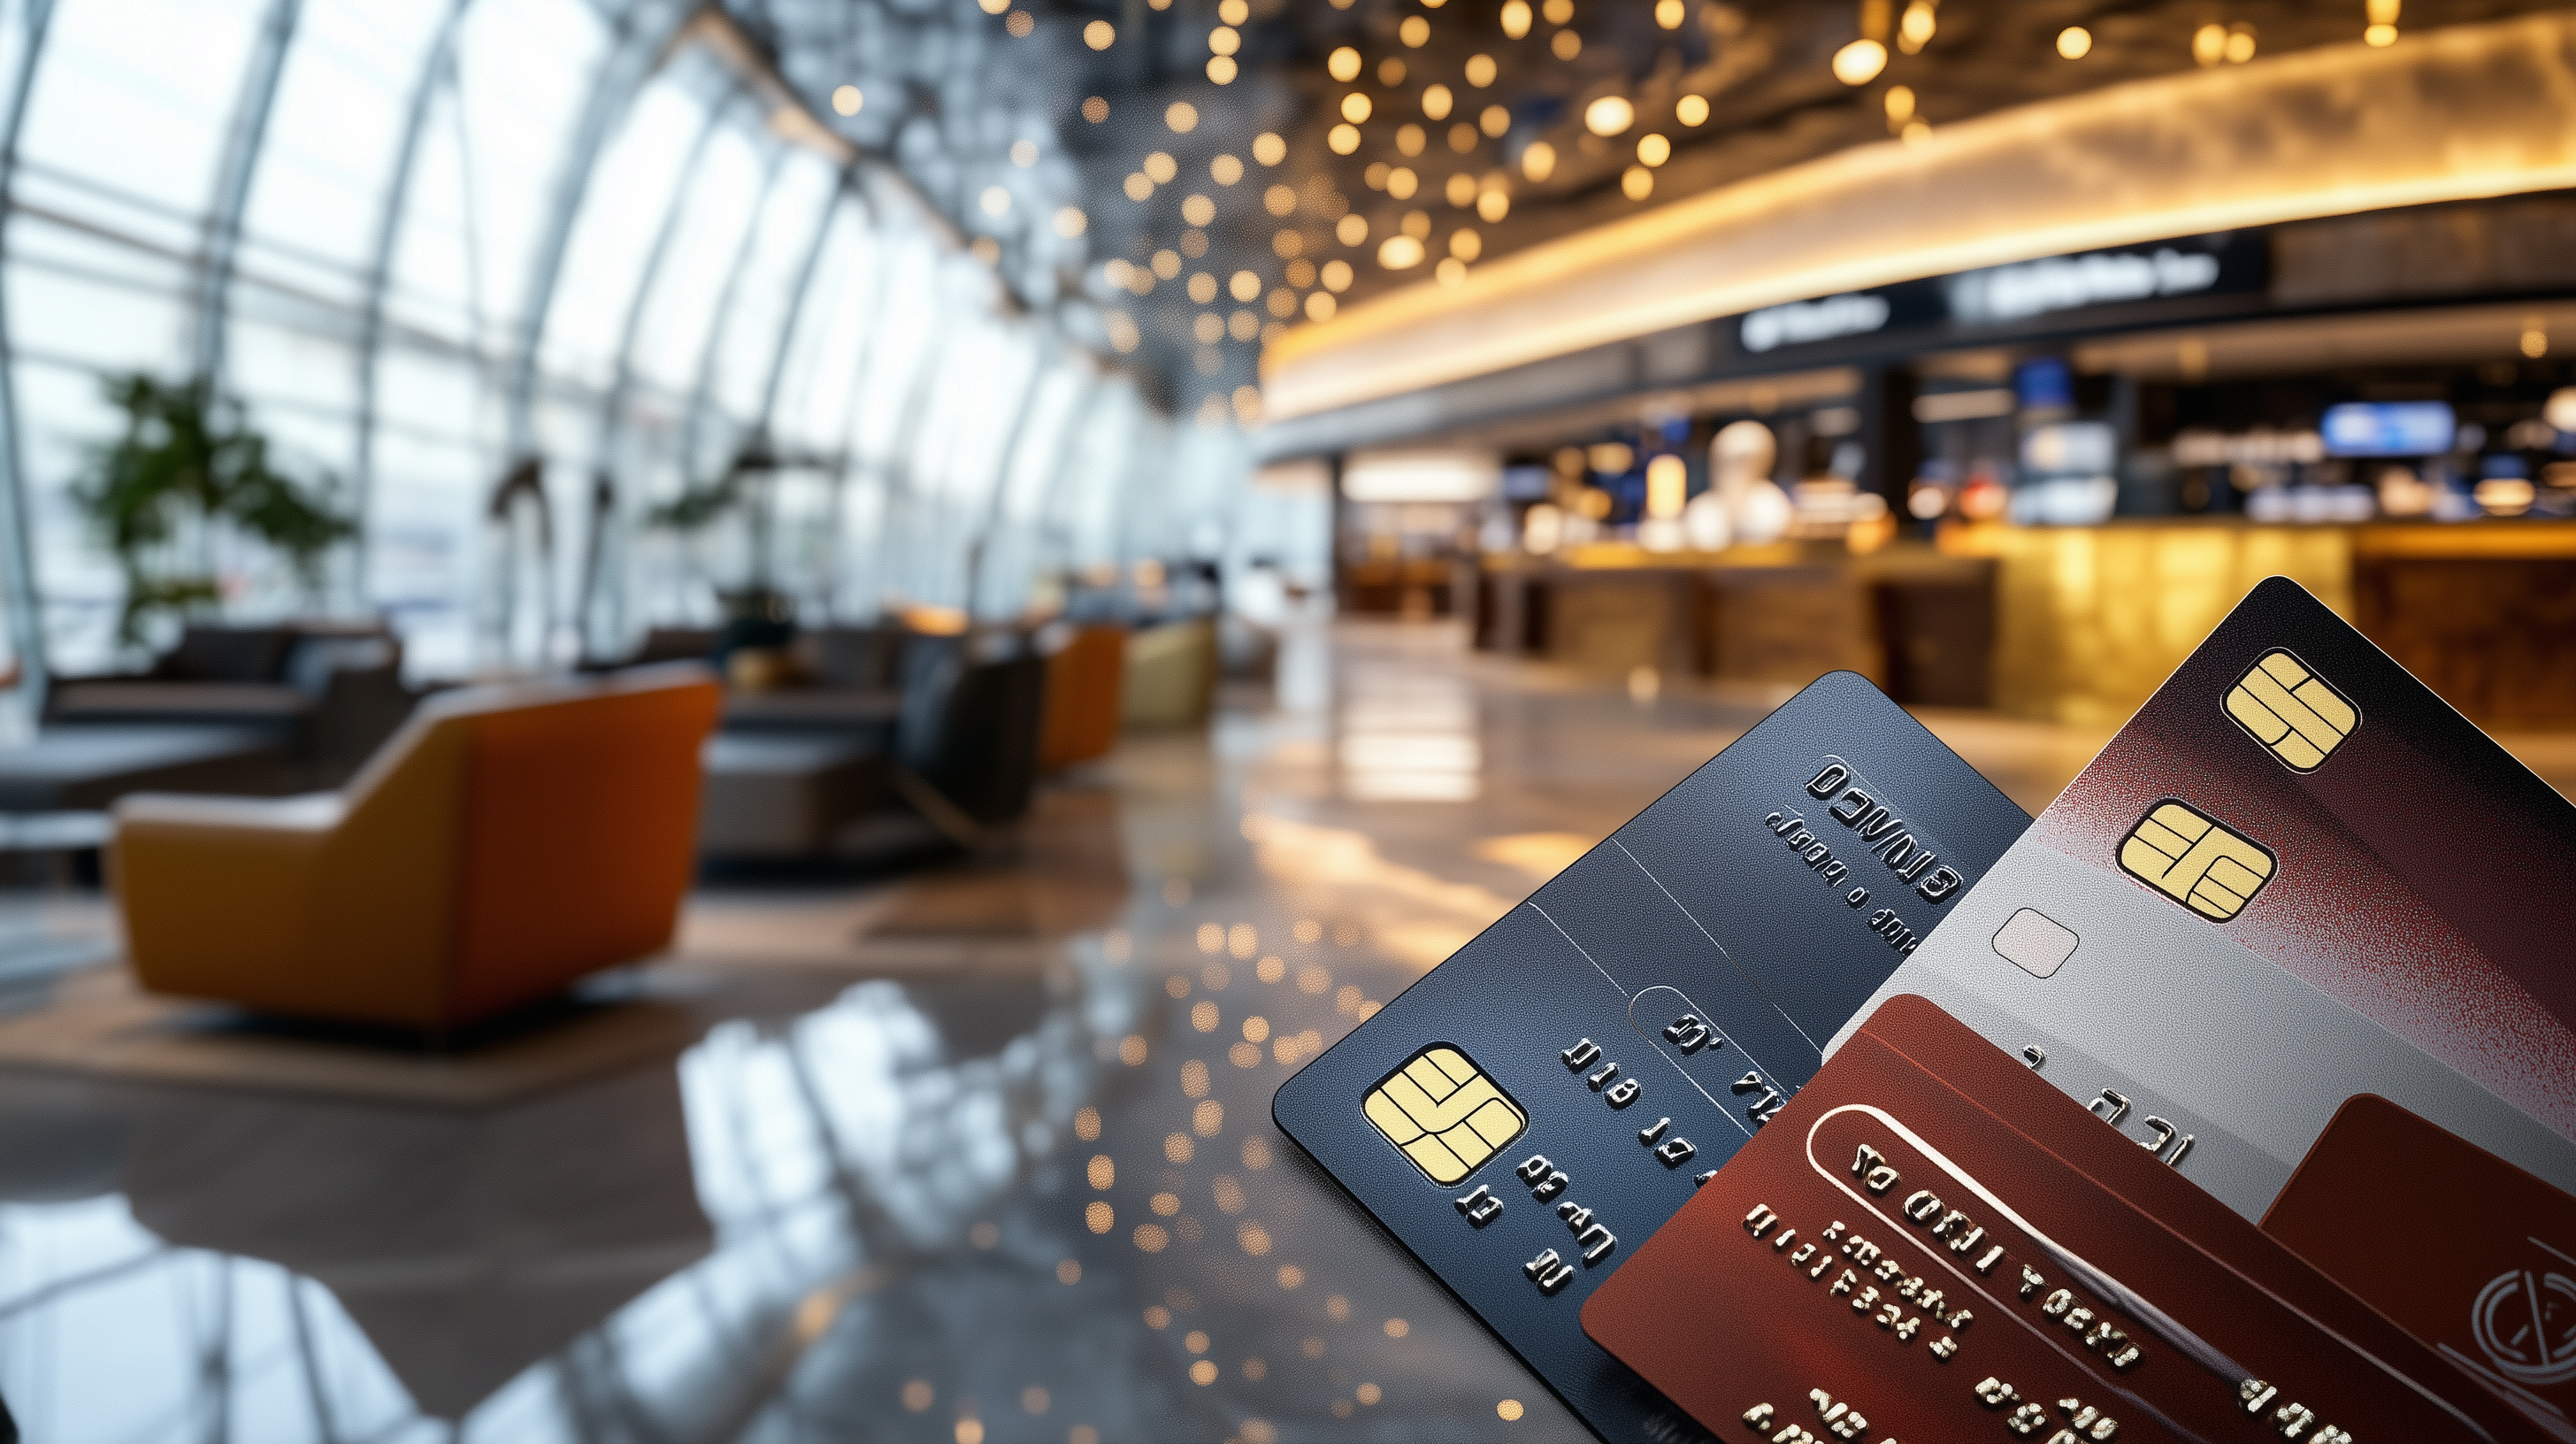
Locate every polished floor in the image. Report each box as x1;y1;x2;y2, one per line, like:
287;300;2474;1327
1;623;2571;1444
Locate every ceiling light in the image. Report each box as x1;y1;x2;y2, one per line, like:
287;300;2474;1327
1264;183;1297;214
1480;104;1511;137
1083;96;1108;123
1152;250;1181;279
1004;11;1033;38
1438;257;1467;286
2057;26;2090;58
1476;189;1509;222
1182;193;1216;227
1054;207;1086;237
1329;124;1361;154
2365;23;2396;45
1208;56;1238;83
1328;46;1362;81
1501;0;1531;38
1219;0;1247;21
1123;173;1154;202
1422;84;1454;120
1543;0;1573;21
2226;24;2255;62
1011;138;1039;166
1189;273;1219;304
1551;30;1581;59
1379;235;1426;269
1622;165;1652;200
1306;293;1338;322
1209;25;1239;55
1833;38;1887;85
1637;133;1670;166
1322;258;1353;291
1402;209;1431;239
1450;228;1482;261
1212;154;1245;184
2192;22;2227;65
1145;151;1177;182
1230;311;1261;342
1167;101;1199;132
1397;123;1426;157
978;0;1006;12
1254;132;1286;165
1677;94;1709;126
2543;387;2576;432
1389;166;1419;199
1364;160;1391;190
1336;213;1369;246
1231;270;1262;302
1583;95;1634;135
981;186;1012;217
1400;15;1430;46
1465;53;1498;86
832;85;862;116
1901;119;1930;146
1521;141;1555;181
1085;19;1116;49
1655;0;1684;27
1898;0;1935;53
1379;57;1407;85
1193;311;1223;344
1343;93;1374;123
1884;85;1914;126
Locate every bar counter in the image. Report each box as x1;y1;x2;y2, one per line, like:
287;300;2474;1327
1471;520;2576;728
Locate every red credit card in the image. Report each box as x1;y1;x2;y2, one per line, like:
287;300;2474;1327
2266;1095;2576;1442
1582;995;2542;1444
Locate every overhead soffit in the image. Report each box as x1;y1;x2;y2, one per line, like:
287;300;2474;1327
1258;12;2576;424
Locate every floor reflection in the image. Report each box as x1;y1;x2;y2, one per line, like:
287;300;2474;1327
21;619;2540;1441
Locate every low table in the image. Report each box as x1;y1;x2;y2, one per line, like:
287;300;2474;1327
699;734;891;857
0;726;288;811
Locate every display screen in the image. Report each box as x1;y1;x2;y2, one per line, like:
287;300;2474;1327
2319;401;2456;457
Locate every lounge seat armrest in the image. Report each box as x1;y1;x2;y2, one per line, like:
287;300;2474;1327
115;791;345;834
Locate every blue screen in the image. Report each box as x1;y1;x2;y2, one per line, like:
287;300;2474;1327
2320;401;2457;457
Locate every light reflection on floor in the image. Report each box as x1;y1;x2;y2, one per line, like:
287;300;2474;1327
0;619;2569;1443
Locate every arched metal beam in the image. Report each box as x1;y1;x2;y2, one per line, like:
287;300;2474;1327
0;0;61;704
501;0;693;461
348;0;471;607
192;0;301;384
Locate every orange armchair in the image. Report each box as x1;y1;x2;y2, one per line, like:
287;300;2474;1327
111;667;720;1030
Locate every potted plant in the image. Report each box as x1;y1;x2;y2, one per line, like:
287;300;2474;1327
72;373;355;652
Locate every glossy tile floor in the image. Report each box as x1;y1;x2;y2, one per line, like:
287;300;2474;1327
1;622;2571;1444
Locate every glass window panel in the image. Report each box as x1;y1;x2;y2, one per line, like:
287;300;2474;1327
705;150;836;428
16;0;264;260
448;0;609;346
538;67;716;393
380;84;476;347
770;209;876;455
624;124;764;397
235;0;453;308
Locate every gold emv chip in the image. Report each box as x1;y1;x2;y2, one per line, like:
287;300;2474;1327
2226;649;2357;772
2120;800;2276;922
1364;1045;1526;1184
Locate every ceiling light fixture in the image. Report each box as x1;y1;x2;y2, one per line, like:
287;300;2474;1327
832;85;862;116
1501;0;1531;38
1085;19;1116;49
1328;46;1362;81
1465;53;1498;87
1343;93;1374;123
1898;0;1935;53
1637;133;1670;166
1677;94;1709;126
1167;101;1200;132
1423;84;1454;120
1583;95;1634;134
2057;26;2091;58
1520;141;1555;181
1254;132;1287;165
1400;15;1430;46
1655;0;1684;27
1833;38;1888;85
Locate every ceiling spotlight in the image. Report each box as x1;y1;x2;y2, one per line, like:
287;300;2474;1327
1500;0;1531;38
1676;94;1709;126
1636;133;1669;166
832;84;863;116
1898;0;1935;53
1654;0;1684;27
1832;37;1888;85
1520;141;1555;181
1378;234;1425;270
2056;26;2090;58
1085;19;1116;49
1328;46;1362;81
1254;132;1287;165
1583;94;1634;135
1167;101;1200;132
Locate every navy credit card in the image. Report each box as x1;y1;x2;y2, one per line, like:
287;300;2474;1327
1271;671;2031;1443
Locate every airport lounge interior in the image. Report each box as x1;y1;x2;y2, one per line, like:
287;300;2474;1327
1;0;2575;1440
